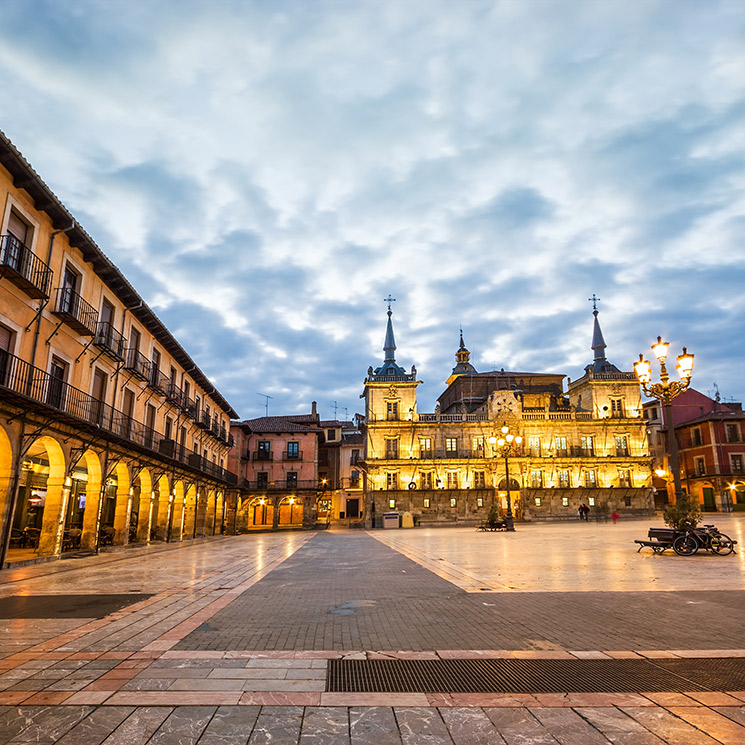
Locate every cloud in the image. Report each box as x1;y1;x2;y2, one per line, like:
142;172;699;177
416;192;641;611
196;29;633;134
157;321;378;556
2;0;745;417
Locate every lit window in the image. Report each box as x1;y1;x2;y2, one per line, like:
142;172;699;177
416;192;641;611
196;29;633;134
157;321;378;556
534;497;541;506
388;499;396;509
473;471;485;488
387;401;399;420
421;472;433;489
423;498;430;508
450;498;456;507
386;472;398;490
445;437;458;453
588;497;595;506
561;497;569;506
447;471;458;489
476;497;483;507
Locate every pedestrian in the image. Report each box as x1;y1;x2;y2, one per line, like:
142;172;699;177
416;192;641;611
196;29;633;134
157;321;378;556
582;503;590;521
578;505;584;521
611;511;619;524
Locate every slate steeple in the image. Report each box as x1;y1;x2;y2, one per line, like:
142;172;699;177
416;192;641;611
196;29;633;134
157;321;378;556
373;296;406;377
451;328;477;376
586;295;620;374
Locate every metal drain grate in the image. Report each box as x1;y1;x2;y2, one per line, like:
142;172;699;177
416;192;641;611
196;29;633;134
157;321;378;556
328;658;745;694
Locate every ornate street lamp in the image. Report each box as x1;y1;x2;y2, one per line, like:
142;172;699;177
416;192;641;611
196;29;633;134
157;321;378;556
634;337;694;504
489;424;522;532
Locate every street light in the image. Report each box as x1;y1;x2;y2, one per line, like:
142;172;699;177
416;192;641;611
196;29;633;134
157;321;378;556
634;336;694;504
488;424;522;532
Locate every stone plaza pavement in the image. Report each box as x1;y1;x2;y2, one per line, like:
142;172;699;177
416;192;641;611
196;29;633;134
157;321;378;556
0;517;744;743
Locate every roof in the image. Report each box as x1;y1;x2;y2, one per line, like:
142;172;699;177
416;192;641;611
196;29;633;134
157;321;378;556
234;414;320;434
319;420;357;429
0;129;238;418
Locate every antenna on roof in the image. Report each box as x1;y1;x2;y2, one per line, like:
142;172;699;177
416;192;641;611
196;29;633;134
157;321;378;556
343;407;349;420
257;393;273;416
331;400;338;419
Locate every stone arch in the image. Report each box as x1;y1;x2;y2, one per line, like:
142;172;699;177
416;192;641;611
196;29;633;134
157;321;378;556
107;461;131;545
182;483;198;538
279;495;303;526
79;448;103;550
30;436;66;556
215;491;225;534
247;495;273;528
154;474;171;541
205;488;217;535
171;480;186;541
0;424;15;541
134;468;154;543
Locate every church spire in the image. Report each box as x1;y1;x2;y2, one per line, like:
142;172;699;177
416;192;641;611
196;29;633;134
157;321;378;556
587;295;619;374
449;327;477;380
372;296;406;377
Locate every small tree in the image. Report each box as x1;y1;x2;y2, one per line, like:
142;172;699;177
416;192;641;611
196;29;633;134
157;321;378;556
487;503;501;524
663;494;701;531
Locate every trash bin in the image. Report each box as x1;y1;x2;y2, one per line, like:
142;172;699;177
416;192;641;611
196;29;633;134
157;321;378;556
383;512;400;529
401;511;414;528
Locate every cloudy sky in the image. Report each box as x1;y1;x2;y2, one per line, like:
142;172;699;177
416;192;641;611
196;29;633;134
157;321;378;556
2;0;745;419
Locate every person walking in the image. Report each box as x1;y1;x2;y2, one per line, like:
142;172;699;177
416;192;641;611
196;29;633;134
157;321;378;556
582;503;590;521
612;510;619;524
578;505;584;521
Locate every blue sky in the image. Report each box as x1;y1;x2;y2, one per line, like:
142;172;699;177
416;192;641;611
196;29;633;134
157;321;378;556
2;0;745;418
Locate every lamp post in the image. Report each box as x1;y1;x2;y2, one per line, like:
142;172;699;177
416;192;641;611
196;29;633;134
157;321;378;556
634;337;694;504
489;424;522;532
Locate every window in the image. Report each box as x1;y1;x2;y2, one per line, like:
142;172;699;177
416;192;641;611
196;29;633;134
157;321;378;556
386;401;399;421
581;436;594;456
449;498;457;508
528;436;541;456
90;368;107;425
611;398;625;417
286;472;298;488
476;497;484;507
692;428;703;446
144;404;156;448
695;457;706;476
588;497;595;506
615;435;629;457
327;429;336;441
562;497;569;506
287;441;299;459
350;470;360;487
421;472;434;489
350;449;360;465
555;436;568;456
472;436;484;454
530;470;542;488
423;498;431;508
558;469;570;488
473;471;485;488
419;438;432;458
164;416;173;440
446;471;458;489
151;348;161;385
731;455;743;473
257;472;268;488
385;438;398;459
726;424;740;443
624;496;632;507
60;264;80;315
257;441;271;460
386;472;398;490
619;469;632;487
122;388;135;438
47;356;68;410
388;498;396;509
445;437;458;454
534;497;542;506
585;469;597;487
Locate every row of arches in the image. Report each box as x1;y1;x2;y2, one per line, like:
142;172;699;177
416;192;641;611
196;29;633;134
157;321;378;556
238;494;309;529
1;425;227;561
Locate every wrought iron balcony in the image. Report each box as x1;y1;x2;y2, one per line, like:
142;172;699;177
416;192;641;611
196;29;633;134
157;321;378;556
52;287;98;336
197;410;210;429
182;396;197;420
0;350;237;485
94;321;125;360
283;450;302;460
252;450;273;461
123;348;151;381
165;380;183;405
243;479;319;491
0;234;53;298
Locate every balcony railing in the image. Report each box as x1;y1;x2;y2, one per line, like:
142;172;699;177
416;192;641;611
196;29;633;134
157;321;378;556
52;287;98;336
123;348;151;381
283;450;302;460
148;368;169;394
615;448;630;457
243;479;320;491
165;380;182;405
197;411;210;429
252;450;273;461
0;234;53;298
0;350;236;486
182;396;197;420
94;321;125;360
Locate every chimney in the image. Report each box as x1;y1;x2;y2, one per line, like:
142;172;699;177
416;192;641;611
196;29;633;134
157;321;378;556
311;401;317;417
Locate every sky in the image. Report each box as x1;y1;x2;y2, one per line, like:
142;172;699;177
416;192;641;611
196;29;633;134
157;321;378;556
2;0;745;420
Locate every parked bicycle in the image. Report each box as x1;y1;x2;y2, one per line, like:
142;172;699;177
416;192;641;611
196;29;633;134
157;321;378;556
673;523;736;556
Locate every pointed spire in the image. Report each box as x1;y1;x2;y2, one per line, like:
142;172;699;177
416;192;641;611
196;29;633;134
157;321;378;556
451;327;477;378
372;296;406;377
586;296;619;373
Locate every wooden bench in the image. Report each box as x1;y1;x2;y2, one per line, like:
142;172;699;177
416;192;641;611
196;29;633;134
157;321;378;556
478;520;507;532
635;527;678;553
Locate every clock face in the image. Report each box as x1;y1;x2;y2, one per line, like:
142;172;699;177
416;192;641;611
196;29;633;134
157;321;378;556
491;390;520;415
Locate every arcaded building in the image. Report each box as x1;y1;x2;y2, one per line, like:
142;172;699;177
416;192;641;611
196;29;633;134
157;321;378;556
0;130;238;567
361;305;654;526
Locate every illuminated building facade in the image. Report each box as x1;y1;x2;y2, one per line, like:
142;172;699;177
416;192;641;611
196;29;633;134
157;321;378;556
0;130;238;568
361;305;654;526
